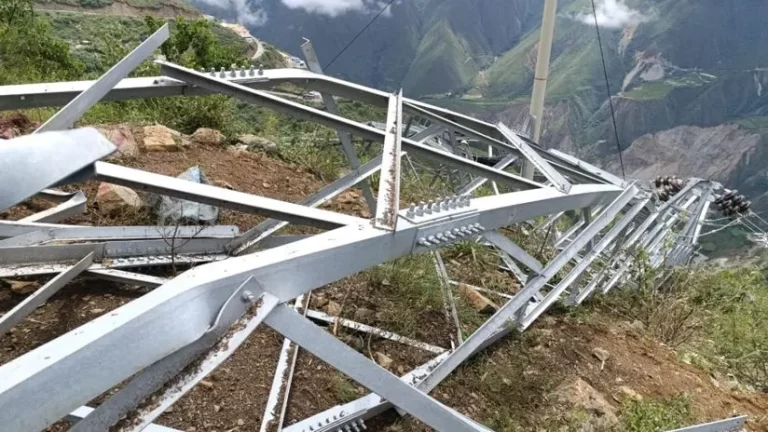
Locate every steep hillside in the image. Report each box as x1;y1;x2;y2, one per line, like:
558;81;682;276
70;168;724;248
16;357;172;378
34;0;198;17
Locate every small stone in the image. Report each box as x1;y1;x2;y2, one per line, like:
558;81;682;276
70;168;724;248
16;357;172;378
236;419;245;426
7;280;40;295
97;125;140;159
227;144;249;154
191;128;226;146
214;405;221;413
213;179;235;190
142;125;180;152
618;386;643;401
94;183;143;215
354;307;375;321
90;308;105;314
313;297;329;309
262;182;271;188
327;301;342;316
592;347;610;362
374;352;394;369
710;375;720;388
629;320;646;332
200;380;214;389
237;134;277;153
458;284;499;314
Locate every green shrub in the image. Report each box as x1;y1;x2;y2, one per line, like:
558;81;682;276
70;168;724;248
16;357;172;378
621;395;692;432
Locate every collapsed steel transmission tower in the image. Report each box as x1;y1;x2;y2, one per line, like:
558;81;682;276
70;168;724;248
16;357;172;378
0;26;735;432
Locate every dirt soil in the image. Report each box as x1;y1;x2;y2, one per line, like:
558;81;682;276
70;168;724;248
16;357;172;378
2;140;768;431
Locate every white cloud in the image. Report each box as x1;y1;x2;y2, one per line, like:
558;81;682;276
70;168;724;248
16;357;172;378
574;0;651;29
280;0;393;17
196;0;267;26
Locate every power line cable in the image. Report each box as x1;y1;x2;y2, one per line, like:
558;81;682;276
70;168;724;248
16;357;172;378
323;0;397;71
589;0;625;180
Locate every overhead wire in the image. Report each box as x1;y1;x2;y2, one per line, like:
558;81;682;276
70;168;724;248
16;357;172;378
322;0;397;71
589;0;626;180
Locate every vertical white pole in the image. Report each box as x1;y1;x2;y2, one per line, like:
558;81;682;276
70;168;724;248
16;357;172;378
523;0;558;180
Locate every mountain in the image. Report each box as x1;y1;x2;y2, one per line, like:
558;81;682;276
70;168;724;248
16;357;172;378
189;0;768;214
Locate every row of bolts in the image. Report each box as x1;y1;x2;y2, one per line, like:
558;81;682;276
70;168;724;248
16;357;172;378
305;418;367;432
406;195;471;218
417;223;485;247
204;65;265;78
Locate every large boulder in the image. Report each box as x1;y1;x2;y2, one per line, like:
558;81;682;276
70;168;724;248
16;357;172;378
97;125;139;159
236;134;277;154
95;183;143;215
191;128;226;146
142;125;180;152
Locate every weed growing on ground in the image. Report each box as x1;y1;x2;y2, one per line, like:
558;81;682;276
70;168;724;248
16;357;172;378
620;394;692;432
596;255;768;389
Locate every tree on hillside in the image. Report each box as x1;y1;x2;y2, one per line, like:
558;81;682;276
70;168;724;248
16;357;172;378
144;16;249;71
0;0;84;84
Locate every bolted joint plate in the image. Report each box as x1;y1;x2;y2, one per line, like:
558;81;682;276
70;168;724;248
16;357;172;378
399;195;474;225
411;213;484;253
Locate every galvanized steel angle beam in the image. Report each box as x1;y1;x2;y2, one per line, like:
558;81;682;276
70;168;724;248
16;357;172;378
231;153;384;254
374;90;404;231
263;304;487;432
35;24;169;133
81;281;279;432
300;38;377;213
19;190;87;223
664;415;747;432
0;225;239;248
94;161;363;230
157;61;545;192
0;253;93;335
0;128;116;211
497;122;571;194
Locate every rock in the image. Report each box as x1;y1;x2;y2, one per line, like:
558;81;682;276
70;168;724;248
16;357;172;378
458;284;499;314
94;183;143;215
354;307;375;321
191;128;226;146
97;125;139;159
236;419;245;426
199;380;214;389
313;296;329;309
237;134;277;153
327;300;342;316
90;308;105;314
213;179;235;190
338;190;362;205
374;352;394;369
618;386;643;401
227;144;249;154
214;405;221;413
592;347;610;363
629;319;646;332
7;280;40;295
142;125;180;152
710;375;720;388
552;378;619;426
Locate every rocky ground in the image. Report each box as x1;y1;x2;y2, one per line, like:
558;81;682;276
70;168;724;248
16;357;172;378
1;121;767;431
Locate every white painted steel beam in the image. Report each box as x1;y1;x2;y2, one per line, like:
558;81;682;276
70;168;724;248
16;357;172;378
374;91;403;230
